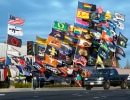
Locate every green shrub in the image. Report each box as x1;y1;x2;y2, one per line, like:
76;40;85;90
12;82;31;88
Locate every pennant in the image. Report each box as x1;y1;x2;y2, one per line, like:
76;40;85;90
114;12;125;21
76;9;90;20
45;45;59;58
53;21;68;32
7;45;20;56
46;36;61;48
96;55;104;68
102;30;112;43
7;24;23;36
7;34;22;47
36;36;47;46
117;32;128;48
8;15;24;25
44;54;58;67
116;46;125;57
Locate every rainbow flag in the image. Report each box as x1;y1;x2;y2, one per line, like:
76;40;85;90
78;1;91;11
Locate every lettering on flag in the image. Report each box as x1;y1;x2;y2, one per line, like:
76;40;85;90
8;24;23;36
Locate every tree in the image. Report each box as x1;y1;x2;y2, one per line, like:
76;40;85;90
124;60;130;69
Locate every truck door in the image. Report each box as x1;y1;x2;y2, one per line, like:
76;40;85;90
109;69;119;85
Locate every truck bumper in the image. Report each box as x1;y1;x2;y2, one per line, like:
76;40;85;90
84;81;105;86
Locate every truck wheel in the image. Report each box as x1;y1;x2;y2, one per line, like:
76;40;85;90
128;86;130;89
86;86;92;90
120;81;127;89
103;80;110;90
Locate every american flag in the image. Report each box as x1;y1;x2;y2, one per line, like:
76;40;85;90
8;15;24;25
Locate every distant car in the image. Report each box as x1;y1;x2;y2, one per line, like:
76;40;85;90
127;76;130;89
83;68;129;90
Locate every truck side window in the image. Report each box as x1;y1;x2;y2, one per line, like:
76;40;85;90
110;70;114;75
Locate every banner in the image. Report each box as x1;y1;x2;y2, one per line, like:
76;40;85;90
36;36;47;46
7;45;20;56
76;9;90;20
114;12;125;21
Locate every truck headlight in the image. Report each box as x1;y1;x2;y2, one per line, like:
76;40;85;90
98;77;104;80
85;78;88;80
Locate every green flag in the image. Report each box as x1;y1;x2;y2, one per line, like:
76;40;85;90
53;21;68;32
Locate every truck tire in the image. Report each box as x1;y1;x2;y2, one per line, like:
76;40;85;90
120;80;127;89
86;86;92;90
128;86;130;89
103;80;110;90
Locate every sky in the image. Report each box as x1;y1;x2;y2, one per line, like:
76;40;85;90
0;0;130;68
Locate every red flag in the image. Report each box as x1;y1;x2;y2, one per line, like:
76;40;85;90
102;30;112;42
8;15;24;25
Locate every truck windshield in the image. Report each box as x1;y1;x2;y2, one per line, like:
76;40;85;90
92;69;109;75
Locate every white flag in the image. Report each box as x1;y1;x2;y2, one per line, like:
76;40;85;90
7;45;20;57
114;12;125;21
8;24;23;36
117;21;124;30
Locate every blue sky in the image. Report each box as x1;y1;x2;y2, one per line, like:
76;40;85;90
0;0;130;68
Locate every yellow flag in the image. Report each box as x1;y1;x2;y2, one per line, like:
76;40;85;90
104;11;112;20
36;36;47;46
96;56;104;68
76;9;90;20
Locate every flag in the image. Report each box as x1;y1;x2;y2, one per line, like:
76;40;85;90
36;36;47;46
101;20;109;28
90;12;99;20
91;4;96;11
74;54;87;67
96;55;104;68
100;42;109;52
5;56;11;65
53;21;68;32
46;36;61;48
78;1;91;11
106;41;116;52
7;45;20;56
116;53;121;60
104;10;112;20
78;38;92;48
59;44;73;56
87;56;96;65
98;48;109;60
7;34;22;47
92;31;101;39
45;45;59;58
76;47;89;57
116;46;125;57
8;15;24;25
114;12;125;21
96;6;103;14
102;30;112;43
117;21;124;30
102;26;111;36
35;44;46;56
76;9;90;20
44;54;58;67
75;18;89;28
117;32;128;48
8;24;23;36
49;28;65;40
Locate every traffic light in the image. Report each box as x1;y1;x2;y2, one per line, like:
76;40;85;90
27;41;34;55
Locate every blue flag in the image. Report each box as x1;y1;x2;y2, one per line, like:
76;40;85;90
6;56;11;65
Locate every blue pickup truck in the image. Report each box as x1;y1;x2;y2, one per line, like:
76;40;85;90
83;68;129;90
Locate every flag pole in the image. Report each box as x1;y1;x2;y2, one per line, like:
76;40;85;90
5;14;10;65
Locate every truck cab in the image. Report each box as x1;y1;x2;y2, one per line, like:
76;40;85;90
83;68;129;90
